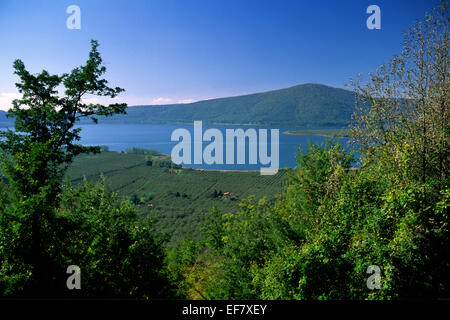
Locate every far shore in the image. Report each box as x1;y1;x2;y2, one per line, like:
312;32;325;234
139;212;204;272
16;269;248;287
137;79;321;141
282;128;350;138
186;167;260;173
183;167;291;173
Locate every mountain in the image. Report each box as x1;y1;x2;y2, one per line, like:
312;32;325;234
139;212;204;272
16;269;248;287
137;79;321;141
90;83;356;126
1;84;356;127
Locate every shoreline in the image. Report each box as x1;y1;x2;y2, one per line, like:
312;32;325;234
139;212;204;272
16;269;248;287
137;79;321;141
186;167;260;173
182;166;288;173
282;129;350;138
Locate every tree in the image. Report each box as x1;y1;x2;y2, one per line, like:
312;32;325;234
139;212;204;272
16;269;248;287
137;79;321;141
350;2;449;187
0;40;127;295
56;178;175;298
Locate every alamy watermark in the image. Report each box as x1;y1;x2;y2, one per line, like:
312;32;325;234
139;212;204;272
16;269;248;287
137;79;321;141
170;121;279;175
366;265;381;290
66;5;81;30
66;265;81;290
366;5;381;30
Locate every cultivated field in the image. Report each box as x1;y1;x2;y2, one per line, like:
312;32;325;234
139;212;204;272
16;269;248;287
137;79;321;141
67;151;288;242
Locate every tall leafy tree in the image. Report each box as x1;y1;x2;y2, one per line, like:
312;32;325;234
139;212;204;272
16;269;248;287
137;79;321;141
0;40;126;295
350;2;449;186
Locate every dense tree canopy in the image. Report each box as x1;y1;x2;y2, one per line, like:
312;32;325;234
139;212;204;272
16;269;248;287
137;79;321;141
0;41;176;298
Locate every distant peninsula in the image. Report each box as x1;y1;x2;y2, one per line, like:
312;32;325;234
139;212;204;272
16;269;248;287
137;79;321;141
283;128;351;138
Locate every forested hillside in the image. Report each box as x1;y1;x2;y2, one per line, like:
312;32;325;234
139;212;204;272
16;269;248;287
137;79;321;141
2;84;355;127
80;83;355;126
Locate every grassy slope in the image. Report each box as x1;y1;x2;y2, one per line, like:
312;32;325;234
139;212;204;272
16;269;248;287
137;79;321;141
67;151;287;242
80;83;355;126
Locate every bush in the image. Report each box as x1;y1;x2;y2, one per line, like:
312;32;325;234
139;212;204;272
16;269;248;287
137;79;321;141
176;140;449;300
126;148;161;156
0;178;177;298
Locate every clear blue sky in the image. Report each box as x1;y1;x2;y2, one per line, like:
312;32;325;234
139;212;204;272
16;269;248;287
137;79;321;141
0;0;440;110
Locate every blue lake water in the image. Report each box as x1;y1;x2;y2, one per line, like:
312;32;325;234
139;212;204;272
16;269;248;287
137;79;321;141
76;124;351;171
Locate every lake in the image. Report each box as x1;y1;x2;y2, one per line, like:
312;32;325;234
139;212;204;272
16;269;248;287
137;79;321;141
77;123;351;171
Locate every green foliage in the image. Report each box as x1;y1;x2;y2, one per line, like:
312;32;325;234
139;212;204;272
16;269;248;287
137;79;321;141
287;141;354;222
139;191;155;203
99;145;109;152
0;178;176;298
166;237;205;299
56;178;176;298
210;190;223;198
174;137;449;299
0;40;178;298
126;147;161;156
144;153;182;169
151;159;182;169
350;2;449;189
176;196;288;299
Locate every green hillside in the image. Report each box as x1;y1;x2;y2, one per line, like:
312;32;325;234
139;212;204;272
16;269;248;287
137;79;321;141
66;151;287;242
84;83;355;126
2;84;355;126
